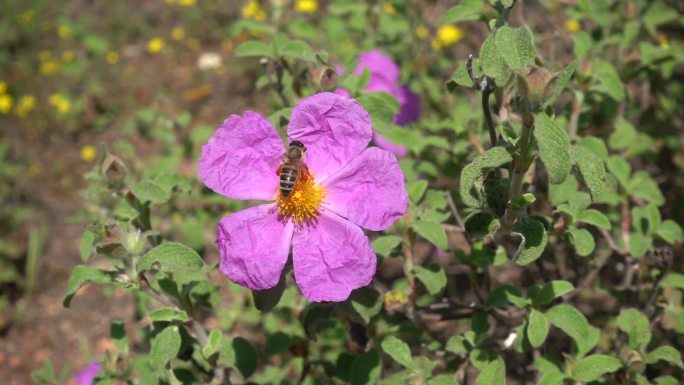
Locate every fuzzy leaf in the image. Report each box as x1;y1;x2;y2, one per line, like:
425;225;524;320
546;304;599;357
149;307;190;323
480;35;509;82
150;326;181;369
219;337;258;378
512;217;548;266
534;113;571;184
577;209;611;229
617;308;652;349
606;156;631;189
567;228;595;257
628;171;665;206
646;346;684;368
79;230;96;262
443;0;482;23
139;242;205;273
459;147;512;208
654;220;683;244
407;180;429;203
381;336;416;370
495;26;536;70
573;354;622;382
527;309;549;348
485;285;527;308
475;356;506;385
571;146;608;202
531;280;574;306
350;350;381;385
372;235;402;257
413;221;448;250
63;266;115;307
131;180;170;204
235;40;273;58
340;287;382;324
414;263;447;296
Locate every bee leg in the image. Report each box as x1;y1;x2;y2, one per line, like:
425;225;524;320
276;165;283;175
300;166;310;182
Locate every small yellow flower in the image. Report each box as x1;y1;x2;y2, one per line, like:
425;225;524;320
178;0;196;6
415;25;429;40
147;38;165;54
49;93;71;114
15;95;36;118
40;61;60;75
0;81;7;94
80;145;98;162
383;2;396;14
0;94;13;114
106;51;120;64
58;25;71;40
657;34;669;49
172;26;185;41
62;50;75;63
242;1;267;21
295;0;318;13
564;19;581;34
431;25;463;50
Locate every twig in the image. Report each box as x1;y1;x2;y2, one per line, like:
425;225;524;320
446;192;466;229
467;54;498;148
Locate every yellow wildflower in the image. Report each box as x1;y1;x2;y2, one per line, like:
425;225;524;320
179;0;196;6
49;93;71;114
58;25;71;39
0;81;7;94
0;94;13;114
383;2;396;14
147;38;165;54
415;25;429;40
106;51;120;64
172;27;185;41
564;19;580;34
15;95;36;118
62;50;75;63
242;1;267;21
431;25;463;51
657;34;669;49
80;145;98;162
40;61;60;75
295;0;318;13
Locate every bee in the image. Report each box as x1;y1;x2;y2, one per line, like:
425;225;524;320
276;140;310;197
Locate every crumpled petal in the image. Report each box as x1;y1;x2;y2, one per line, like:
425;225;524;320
394;85;420;126
292;210;376;302
323;147;408;231
288;92;372;181
199;112;283;200
217;204;294;290
355;50;400;85
74;361;101;385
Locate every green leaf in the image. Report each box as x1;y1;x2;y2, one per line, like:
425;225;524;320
350;350;381;385
577;209;611;229
63;266;115;307
661;273;684;289
131;180;170;204
485;285;527;308
654;220;683;244
443;0;482;23
149;307;190;323
512;217;548;266
475;356;506;385
413;221;448;250
592;59;625;101
407;180;429;204
546;304;599;357
480;35;509;82
219;337;258;378
150;326;181;369
528;309;549;348
372;236;402;257
340;287;382;324
139;242;205;273
573;32;592;59
544;60;577;107
572;354;622;382
414;263;447;296
278;40;312;60
654;376;680;385
79;230;96;262
460;147;512;208
646;346;684;368
235;40;273;58
252;273;286;312
465;211;496;238
531;280;574;306
606;156;631;189
110;319;129;354
495;25;536;70
617;308;651;349
381;336;416;370
577;136;608;160
534;113;571;184
446;335;470;356
358;92;400;125
428;374;459;385
628;171;665;206
628;233;652;258
571;146;608;202
447;61;476;91
567;228;595;257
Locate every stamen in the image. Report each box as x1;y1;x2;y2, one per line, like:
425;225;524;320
276;176;325;224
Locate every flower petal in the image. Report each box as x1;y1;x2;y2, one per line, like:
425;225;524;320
355;50;400;85
394;85;420;126
74;361;101;385
323;147;408;230
292;210;376;302
288;92;372;180
199;112;283;200
217;204;294;290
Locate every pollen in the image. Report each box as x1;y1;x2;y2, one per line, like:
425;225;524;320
276;176;325;224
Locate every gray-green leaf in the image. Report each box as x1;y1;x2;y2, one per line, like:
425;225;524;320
646;346;684;368
381;336;416;370
572;354;622;382
512;217;548;266
150;326;182;369
567;228;595;257
475;356;506;385
413;221;448;250
577;209;611;229
414;263;447;296
460;147;512;208
139;242;205;273
617;308;651;349
63;266;115;307
571;146;608;202
495;26;536;70
527;309;549;348
534;113;571;184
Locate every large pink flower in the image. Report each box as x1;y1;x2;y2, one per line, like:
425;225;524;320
65;361;101;385
199;92;407;302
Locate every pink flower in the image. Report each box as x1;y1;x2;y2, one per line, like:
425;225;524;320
199;92;407;302
66;361;101;385
336;50;420;156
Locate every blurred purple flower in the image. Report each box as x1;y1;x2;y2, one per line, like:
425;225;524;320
198;92;407;302
336;50;420;156
67;361;101;385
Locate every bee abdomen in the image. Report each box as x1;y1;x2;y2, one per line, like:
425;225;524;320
279;166;298;197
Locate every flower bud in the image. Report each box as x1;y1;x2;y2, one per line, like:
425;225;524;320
518;67;553;111
309;65;338;91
